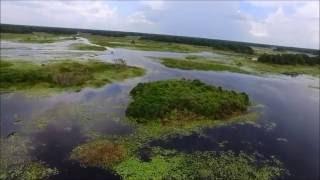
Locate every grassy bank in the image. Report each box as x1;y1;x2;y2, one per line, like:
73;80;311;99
1;32;74;43
160;54;320;76
0;59;145;93
161;57;250;74
70;43;107;51
233;58;320;76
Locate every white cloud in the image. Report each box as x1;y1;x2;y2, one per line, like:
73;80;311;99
141;1;165;10
1;1;157;32
128;12;154;25
245;1;319;48
1;1;319;49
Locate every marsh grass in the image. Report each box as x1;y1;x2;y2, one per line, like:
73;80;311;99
161;57;250;74
0;60;145;93
70;139;126;168
1;32;73;43
70;43;107;51
233;58;320;76
169;53;320;76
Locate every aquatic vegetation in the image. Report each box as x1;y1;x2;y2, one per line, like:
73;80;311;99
0;32;73;43
0;135;58;180
126;79;250;122
70;43;107;51
70;139;126;168
0;59;145;93
161;57;250;74
114;148;286;180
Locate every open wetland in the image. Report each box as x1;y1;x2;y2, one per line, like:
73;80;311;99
0;34;319;180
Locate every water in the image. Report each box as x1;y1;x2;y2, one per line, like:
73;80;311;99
1;39;319;179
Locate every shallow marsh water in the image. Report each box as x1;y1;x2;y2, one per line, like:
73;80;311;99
0;39;319;179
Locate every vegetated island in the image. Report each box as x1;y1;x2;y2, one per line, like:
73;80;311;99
69;79;286;180
70;43;107;51
160;57;250;74
126;79;250;122
0;59;145;94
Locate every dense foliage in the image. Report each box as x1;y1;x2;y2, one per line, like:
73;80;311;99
258;53;320;65
126;79;250;122
141;35;254;54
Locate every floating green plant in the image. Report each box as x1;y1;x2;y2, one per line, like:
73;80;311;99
114;147;286;180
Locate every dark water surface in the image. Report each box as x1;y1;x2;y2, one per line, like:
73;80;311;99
1;40;319;179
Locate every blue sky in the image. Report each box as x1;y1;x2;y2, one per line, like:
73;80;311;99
1;1;319;49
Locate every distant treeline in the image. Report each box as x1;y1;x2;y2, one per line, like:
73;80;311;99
0;24;129;37
140;35;254;54
258;53;320;65
1;24;319;55
273;47;319;55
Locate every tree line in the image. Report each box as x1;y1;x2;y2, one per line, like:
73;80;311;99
141;35;254;54
258;53;320;65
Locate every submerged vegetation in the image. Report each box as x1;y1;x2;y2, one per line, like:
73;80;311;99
126;79;250;122
0;59;145;93
161;57;250;74
0;135;58;180
0;32;73;43
70;43;107;51
70;139;126;168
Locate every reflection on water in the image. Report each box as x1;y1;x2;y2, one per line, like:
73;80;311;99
0;39;319;179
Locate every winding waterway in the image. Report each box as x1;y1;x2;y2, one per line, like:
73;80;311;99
1;39;319;179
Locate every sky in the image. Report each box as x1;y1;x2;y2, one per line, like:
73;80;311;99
1;0;319;49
